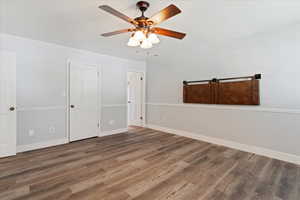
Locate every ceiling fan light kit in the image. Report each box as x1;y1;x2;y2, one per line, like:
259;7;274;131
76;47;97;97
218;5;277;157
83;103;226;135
127;37;140;47
99;1;186;49
148;33;160;44
128;31;159;49
140;38;153;49
133;31;146;42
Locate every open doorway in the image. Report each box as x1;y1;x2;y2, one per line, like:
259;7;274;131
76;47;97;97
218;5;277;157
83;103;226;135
127;71;145;130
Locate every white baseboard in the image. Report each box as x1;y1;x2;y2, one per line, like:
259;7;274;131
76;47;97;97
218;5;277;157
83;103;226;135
16;128;129;153
17;138;68;153
146;124;300;165
100;128;128;137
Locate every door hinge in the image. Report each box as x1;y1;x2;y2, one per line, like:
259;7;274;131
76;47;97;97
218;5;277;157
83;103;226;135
97;122;100;128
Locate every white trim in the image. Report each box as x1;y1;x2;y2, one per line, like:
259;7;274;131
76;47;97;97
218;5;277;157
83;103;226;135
17;106;66;111
17;138;68;153
100;128;128;137
142;72;146;127
146;103;300;114
97;66;102;138
146;124;300;165
66;59;71;143
102;104;127;108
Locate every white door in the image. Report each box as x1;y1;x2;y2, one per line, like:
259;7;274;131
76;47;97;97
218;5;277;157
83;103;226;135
0;51;16;158
127;72;143;126
69;62;99;142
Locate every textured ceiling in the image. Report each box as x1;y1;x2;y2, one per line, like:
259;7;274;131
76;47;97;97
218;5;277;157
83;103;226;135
1;0;300;61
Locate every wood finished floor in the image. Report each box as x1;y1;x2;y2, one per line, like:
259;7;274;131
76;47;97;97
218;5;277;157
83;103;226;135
0;128;299;200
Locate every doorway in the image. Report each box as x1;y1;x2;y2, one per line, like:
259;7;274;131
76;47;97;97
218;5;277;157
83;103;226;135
68;61;100;142
127;72;145;128
0;51;16;158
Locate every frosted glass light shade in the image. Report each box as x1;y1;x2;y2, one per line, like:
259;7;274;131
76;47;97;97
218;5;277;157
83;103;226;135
148;33;160;44
127;37;140;47
140;38;153;49
133;31;146;42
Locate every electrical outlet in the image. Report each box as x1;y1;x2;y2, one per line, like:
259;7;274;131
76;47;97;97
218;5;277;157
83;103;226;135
29;129;35;136
49;127;55;134
109;120;115;125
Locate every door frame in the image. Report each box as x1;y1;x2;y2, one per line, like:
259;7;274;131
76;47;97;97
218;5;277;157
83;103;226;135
66;59;101;142
127;70;146;127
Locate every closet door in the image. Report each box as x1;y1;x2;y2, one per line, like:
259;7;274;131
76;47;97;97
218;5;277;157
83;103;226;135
0;51;16;158
69;62;99;142
127;72;143;126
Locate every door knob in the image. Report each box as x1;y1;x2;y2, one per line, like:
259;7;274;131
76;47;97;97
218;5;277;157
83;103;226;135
70;105;75;108
9;107;15;111
128;101;131;103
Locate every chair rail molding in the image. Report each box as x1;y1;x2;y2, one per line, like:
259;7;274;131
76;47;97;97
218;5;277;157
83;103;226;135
102;104;127;108
146;103;300;114
17;106;66;111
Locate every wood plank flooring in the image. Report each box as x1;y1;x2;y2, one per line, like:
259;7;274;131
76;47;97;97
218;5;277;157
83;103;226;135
0;128;299;200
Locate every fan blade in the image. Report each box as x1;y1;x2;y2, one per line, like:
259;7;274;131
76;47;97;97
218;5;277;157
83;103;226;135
99;5;136;25
101;29;133;37
152;27;186;39
148;5;181;25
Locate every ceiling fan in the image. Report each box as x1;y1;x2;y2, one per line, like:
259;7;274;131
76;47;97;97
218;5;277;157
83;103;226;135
99;1;186;49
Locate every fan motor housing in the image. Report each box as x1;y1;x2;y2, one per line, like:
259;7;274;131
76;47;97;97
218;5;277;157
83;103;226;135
137;1;150;12
135;1;152;28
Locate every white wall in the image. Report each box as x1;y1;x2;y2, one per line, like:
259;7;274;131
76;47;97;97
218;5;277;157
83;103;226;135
146;24;300;159
0;33;145;147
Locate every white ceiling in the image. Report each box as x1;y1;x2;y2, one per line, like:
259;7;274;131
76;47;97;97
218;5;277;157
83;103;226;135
1;0;300;60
